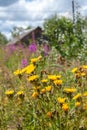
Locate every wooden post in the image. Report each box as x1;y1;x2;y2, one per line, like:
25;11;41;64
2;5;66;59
72;0;75;23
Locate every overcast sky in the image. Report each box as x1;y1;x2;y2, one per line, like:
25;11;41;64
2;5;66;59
0;0;87;39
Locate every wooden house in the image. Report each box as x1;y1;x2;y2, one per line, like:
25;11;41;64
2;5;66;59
7;26;43;46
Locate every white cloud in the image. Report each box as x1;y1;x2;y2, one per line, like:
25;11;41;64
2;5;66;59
81;6;87;11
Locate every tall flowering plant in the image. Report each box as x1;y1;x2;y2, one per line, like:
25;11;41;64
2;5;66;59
28;43;37;53
43;44;50;56
21;58;28;68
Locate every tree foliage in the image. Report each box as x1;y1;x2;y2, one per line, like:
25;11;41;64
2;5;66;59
11;26;32;38
43;14;86;59
11;26;26;38
0;32;8;45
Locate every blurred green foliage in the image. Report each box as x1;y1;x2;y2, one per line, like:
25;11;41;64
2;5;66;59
43;14;87;60
0;32;8;45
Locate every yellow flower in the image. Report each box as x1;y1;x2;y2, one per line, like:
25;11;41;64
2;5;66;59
40;88;46;94
20;66;29;74
75;102;81;107
13;69;21;75
80;72;86;76
13;68;28;76
83;92;87;97
17;91;24;95
57;97;66;104
75;72;86;77
32;92;38;98
48;75;57;80
45;86;52;92
73;93;81;100
17;64;36;74
41;79;48;83
31;56;42;63
5;90;14;95
64;88;76;93
13;64;36;75
5;90;14;98
71;68;78;73
81;65;87;69
62;103;69;112
48;75;61;80
31;58;39;63
17;91;24;99
25;64;36;74
54;80;62;85
46;112;52;118
27;75;39;81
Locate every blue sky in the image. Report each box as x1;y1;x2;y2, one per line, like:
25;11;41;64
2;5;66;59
0;0;87;39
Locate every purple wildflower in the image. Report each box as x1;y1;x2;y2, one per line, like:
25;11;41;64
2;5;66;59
43;44;50;56
28;43;37;53
21;58;28;68
44;44;50;52
8;44;16;51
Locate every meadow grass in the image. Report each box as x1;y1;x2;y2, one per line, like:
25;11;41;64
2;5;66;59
0;44;87;130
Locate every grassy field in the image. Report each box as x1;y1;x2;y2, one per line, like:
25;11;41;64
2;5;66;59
0;44;87;130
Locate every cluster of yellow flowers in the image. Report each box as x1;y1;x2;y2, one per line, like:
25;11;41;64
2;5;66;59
27;75;39;82
71;65;87;78
48;75;61;80
13;56;42;77
12;56;87;115
57;87;87;112
32;85;52;97
5;90;24;100
31;74;62;97
64;88;77;93
48;74;62;86
57;97;66;104
13;56;64;99
13;64;36;76
57;97;69;112
5;90;14;96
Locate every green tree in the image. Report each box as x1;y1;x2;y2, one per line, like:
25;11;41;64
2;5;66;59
0;32;8;45
11;26;25;38
11;26;32;38
43;14;85;59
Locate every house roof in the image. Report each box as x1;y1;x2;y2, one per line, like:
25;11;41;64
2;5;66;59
7;26;42;45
